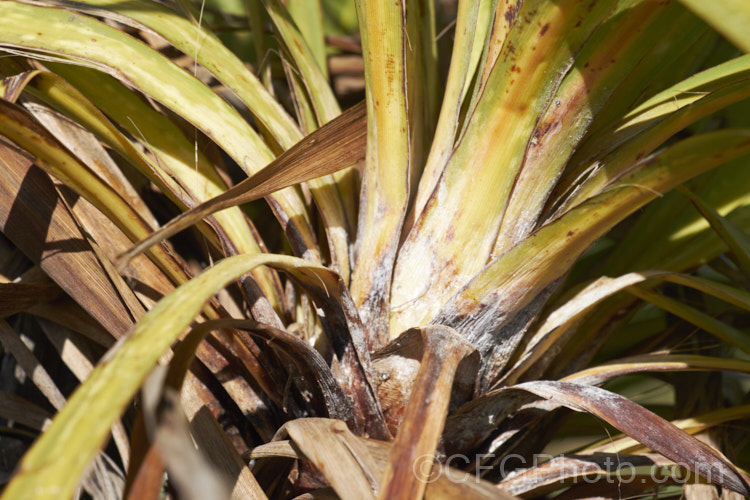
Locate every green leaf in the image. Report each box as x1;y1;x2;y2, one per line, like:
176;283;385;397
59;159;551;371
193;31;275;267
678;185;750;275
288;0;328;79
678;0;750;53
69;0;303;150
495;0;680;255
0;1;319;256
565;353;750;387
600;158;750;276
28;64;285;309
349;0;413;345
0;2;272;170
434;128;750;383
560;54;750;211
263;0;340;123
322;0;359;36
502;269;750;385
411;0;494;222
390;0;614;337
262;0;355;281
627;285;750;355
588;8;714;137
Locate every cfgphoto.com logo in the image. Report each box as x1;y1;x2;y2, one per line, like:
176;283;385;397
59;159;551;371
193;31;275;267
411;453;713;485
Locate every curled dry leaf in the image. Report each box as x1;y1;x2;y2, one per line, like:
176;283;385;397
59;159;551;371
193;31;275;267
255;418;520;500
581;404;750;456
445;380;750;497
272;262;388;439
0;134;135;339
274;418;377;500
512;381;750;496
498;452;675;497
164;318;357;431
378;326;479;500
118;101;366;267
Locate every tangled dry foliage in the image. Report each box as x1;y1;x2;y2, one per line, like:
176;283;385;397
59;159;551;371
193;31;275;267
1;0;750;498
